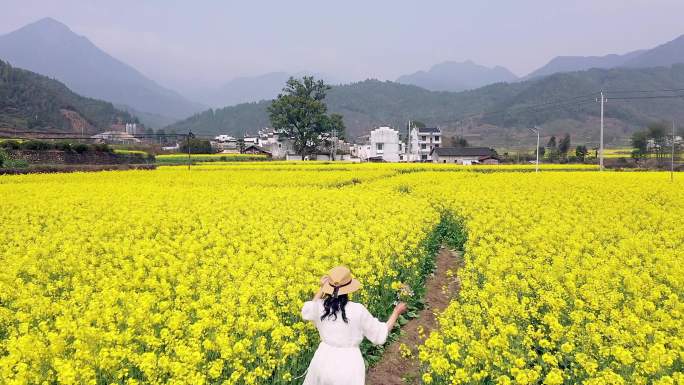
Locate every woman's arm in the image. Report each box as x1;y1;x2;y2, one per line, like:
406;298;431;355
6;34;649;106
385;302;408;332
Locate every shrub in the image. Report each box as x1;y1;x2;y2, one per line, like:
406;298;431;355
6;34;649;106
20;140;54;151
92;143;112;153
54;141;73;152
72;143;89;154
0;140;21;150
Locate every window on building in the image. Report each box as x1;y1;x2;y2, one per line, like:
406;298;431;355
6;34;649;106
435;136;440;142
421;154;428;160
435;144;439;148
443;160;446;163
421;136;427;141
421;144;427;150
376;143;384;153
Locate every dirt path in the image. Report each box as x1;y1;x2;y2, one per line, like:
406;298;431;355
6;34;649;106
367;247;463;385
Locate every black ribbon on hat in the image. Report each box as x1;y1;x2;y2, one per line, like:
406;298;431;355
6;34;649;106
331;280;352;298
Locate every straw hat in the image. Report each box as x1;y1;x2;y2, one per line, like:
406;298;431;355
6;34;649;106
321;266;362;297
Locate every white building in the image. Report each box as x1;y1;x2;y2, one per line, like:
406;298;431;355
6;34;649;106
407;127;441;162
91;131;141;144
257;128;294;159
125;123;138;135
358;126;404;162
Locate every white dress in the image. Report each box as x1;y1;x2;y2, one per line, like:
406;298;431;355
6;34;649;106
301;299;388;385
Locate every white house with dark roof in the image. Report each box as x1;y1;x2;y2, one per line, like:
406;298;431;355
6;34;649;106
431;147;499;165
408;127;441;161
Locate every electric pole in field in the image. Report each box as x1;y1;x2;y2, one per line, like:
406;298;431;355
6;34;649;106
406;120;412;162
529;126;540;173
186;131;194;170
599;90;605;171
672;120;676;182
330;128;338;161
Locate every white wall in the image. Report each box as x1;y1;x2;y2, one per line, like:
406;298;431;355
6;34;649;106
369;127;403;162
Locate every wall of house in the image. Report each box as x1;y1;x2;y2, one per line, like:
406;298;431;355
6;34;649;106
432;154;480;165
369;127;402;162
408;128;441;161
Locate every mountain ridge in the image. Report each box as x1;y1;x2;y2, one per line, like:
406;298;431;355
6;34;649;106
396;60;519;92
0;59;135;134
0;18;203;127
526;33;684;79
167;65;684;147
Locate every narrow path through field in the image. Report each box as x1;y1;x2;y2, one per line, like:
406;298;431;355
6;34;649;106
367;247;463;385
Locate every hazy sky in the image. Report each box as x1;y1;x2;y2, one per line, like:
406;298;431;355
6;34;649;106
2;0;684;93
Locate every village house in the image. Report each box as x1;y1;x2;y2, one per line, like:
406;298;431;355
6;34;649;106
242;144;272;157
213;135;239;153
408;126;441;161
257;128;295;159
356;126;404;162
431;147;499;165
91;131;141;145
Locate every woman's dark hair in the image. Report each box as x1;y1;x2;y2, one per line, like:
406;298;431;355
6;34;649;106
321;294;349;323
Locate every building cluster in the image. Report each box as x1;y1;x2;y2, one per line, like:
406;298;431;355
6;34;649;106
352;126;498;165
91;121;143;144
210;125;498;165
211;128;353;160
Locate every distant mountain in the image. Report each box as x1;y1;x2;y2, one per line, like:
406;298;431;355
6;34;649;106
524;50;645;79
624;34;684;68
0;18;203;127
0;60;134;134
167;65;684;147
396;60;518;92
527;33;684;79
194;72;340;108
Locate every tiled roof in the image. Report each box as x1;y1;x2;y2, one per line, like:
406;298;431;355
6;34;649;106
432;147;497;157
418;127;441;133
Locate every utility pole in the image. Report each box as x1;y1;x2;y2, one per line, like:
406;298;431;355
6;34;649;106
331;128;337;161
599;90;605;171
529;126;540;173
407;120;411;162
672;120;676;182
186;131;193;170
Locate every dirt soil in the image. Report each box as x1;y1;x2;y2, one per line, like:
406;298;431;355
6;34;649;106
367;247;463;385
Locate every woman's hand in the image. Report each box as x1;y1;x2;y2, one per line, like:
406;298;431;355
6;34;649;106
386;302;408;333
393;302;408;315
319;275;330;286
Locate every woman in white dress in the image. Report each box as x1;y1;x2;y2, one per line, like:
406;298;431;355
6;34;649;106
301;266;408;385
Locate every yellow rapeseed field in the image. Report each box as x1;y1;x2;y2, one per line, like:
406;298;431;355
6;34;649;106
0;163;681;385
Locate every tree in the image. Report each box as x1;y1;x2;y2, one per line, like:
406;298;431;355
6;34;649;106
647;122;667;159
538;146;546;158
268;76;342;160
547;136;557;150
546;136;559;162
558;134;571;158
575;145;588;162
321;113;346;160
237;138;246;154
180;138;213;154
631;131;649;160
446;135;468;147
